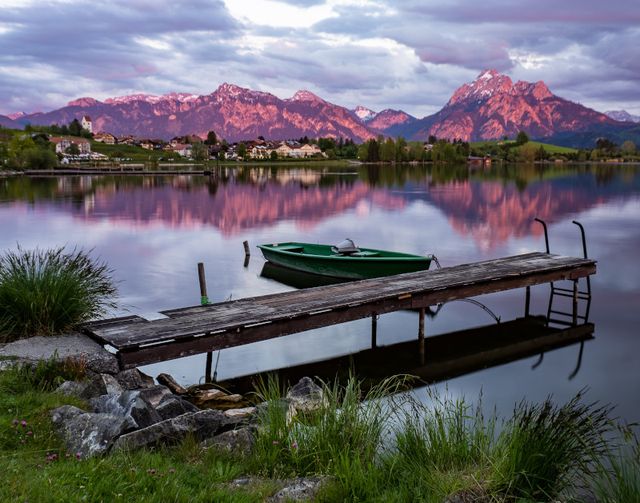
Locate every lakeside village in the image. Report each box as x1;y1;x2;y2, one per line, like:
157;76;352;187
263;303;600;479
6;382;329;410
2;115;639;171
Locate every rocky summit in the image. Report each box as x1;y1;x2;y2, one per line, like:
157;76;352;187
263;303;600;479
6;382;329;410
9;70;639;146
391;69;624;143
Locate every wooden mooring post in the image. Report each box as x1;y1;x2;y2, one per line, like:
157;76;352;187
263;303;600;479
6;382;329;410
197;262;213;382
418;308;425;365
243;240;250;268
371;313;378;348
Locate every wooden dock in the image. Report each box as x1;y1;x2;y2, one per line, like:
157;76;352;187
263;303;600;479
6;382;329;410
83;252;596;369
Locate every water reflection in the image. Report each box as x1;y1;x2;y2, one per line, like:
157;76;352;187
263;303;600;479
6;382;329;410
1;164;638;248
0;163;639;422
220;315;595;395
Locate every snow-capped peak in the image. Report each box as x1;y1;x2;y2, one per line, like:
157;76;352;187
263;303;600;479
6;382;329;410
104;92;200;105
478;69;498;81
353;105;376;121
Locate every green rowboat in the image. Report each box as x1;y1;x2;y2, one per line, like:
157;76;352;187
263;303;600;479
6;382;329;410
257;240;433;280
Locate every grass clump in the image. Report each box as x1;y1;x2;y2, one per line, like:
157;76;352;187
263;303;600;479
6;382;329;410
593;427;640;503
491;392;612;500
0;245;118;342
250;374;409;480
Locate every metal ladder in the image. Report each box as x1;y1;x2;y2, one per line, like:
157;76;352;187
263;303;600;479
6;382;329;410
534;218;592;327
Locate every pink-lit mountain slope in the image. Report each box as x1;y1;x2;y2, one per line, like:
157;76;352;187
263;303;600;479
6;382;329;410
19;85;377;142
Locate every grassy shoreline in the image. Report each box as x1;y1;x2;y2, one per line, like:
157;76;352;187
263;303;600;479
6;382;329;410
1;363;638;502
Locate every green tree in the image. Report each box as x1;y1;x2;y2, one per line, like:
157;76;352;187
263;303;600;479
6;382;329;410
518;143;537;163
366;139;380;162
7;135;37;169
621;140;636;155
191;142;208;161
68;119;82;137
65;143;80;156
395;137;407;162
515;131;529;145
205;131;217;145
270;150;278;161
381;138;395;162
23;147;57;169
237;142;247;159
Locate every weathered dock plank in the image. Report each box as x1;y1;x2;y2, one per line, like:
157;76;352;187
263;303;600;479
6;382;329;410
83;252;596;368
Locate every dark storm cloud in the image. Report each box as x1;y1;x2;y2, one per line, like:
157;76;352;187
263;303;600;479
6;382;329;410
0;0;638;116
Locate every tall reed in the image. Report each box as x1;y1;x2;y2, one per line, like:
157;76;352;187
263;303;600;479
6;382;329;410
0;246;118;341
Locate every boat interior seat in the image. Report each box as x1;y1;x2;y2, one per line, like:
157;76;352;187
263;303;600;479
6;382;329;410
350;251;379;257
279;245;304;252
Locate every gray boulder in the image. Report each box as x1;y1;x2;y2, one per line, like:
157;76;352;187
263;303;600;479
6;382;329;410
50;405;128;458
114;368;155;390
55;380;90;398
112;409;231;452
202;427;255;456
91;390;162;430
137;385;173;407
156;394;199;420
80;373;123;399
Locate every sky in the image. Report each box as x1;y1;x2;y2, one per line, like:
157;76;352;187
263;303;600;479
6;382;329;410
1;0;639;118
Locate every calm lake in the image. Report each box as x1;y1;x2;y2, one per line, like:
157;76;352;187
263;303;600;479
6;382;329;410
1;163;639;422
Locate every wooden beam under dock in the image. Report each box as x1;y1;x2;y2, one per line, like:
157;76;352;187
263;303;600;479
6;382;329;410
83;252;596;369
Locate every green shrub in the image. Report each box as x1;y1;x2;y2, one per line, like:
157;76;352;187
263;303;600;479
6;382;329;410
0;246;118;342
491;392;612;500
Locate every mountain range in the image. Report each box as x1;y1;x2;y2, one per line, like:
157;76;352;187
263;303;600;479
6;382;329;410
5;70;640;148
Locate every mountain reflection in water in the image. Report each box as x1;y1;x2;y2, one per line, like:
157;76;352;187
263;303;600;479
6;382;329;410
2;164;638;248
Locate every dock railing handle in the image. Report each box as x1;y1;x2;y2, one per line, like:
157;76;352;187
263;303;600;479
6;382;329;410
572;221;588;259
534;218;550;253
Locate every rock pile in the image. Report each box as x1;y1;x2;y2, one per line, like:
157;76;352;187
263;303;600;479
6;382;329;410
50;366;327;459
51;367;258;458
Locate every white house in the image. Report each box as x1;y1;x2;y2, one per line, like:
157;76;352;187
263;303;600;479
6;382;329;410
81;115;93;133
49;137;91;154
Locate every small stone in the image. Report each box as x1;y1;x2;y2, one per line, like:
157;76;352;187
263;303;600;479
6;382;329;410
223;407;256;420
268;477;329;502
286;377;326;413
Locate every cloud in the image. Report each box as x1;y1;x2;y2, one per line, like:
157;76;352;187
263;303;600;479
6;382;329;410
0;0;639;116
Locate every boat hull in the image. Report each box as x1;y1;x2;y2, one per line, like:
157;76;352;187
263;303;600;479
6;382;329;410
257;242;431;280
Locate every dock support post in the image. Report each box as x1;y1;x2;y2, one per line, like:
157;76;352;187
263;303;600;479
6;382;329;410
243;241;250;268
198;262;213;383
418;308;425;365
572;279;578;326
525;286;531;317
371;313;378;348
205;351;213;383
